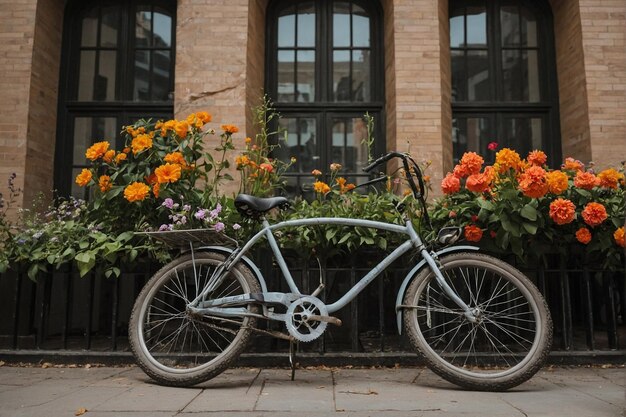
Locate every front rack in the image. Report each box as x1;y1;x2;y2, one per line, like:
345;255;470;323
138;228;238;248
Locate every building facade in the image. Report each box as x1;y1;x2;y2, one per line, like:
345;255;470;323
1;0;625;209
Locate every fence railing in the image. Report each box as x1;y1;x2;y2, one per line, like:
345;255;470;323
0;250;623;359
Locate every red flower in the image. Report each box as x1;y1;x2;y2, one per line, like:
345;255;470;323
487;142;498;151
441;173;461;194
464;225;483;242
575;228;592;244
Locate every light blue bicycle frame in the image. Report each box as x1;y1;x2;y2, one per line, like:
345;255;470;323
189;216;477;322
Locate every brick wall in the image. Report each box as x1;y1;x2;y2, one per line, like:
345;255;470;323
578;0;626;168
245;0;267;136
387;0;448;191
0;0;37;214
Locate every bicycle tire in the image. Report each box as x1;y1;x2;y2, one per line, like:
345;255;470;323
129;251;261;387
403;252;552;391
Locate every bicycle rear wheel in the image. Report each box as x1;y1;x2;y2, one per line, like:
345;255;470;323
403;252;552;391
129;251;260;386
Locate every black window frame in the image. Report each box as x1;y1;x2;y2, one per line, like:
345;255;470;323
449;0;561;166
266;0;385;195
54;0;176;198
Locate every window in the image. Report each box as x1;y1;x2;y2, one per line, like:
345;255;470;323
267;0;384;197
450;0;561;165
55;1;175;198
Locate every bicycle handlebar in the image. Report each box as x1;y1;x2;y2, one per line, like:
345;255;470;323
363;152;432;229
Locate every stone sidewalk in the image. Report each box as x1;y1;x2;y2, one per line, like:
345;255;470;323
0;364;623;417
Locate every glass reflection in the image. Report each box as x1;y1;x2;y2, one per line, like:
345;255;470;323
452;117;491;164
277;50;295;101
277;117;317;174
333;2;350;47
101;6;119;47
451;50;465;102
466;6;486;46
449;9;464;47
152;50;171;101
521;7;538;47
153;11;172;47
81;9;98;47
297;4;315;47
504;117;542;156
500;6;519;46
352;50;370;101
136;9;152;47
467;50;489;101
98;50;117;101
78;51;96;100
523;50;540;102
134;50;150;100
73;117;117;165
333;50;350;101
278;8;295;47
331;117;368;173
352;6;370;47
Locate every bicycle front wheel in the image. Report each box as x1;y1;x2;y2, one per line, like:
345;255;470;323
129;251;261;387
403;252;552;391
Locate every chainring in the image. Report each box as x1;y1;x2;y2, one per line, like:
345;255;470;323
285;296;328;342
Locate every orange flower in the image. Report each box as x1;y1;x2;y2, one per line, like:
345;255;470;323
85;141;110;161
160;120;177;136
311;169;322;176
235;155;250;168
454;152;484;178
115;152;127;164
614;227;625;248
464;225;483;242
518;165;548;198
527;150;547;166
575;227;592;244
330;163;342;172
123;182;150;202
98;175;112;193
174;120;189;138
581;202;607;227
597;168;624;189
75;169;92;187
131;134;153;155
441;173;461;195
102;149;116;163
313;181;331;194
152;182;160;199
164;151;186;166
155;163;182;184
574;171;598;190
549;198;576;225
221;124;239;134
123;147;131;154
196;111;211;124
260;162;274;173
245;137;252;145
546;170;569;195
465;171;490;193
562;157;584;171
495;148;522;173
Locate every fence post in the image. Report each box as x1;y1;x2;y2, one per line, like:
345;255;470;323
559;254;573;350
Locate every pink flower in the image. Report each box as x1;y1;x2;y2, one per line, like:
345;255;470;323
488;142;498;151
213;222;225;232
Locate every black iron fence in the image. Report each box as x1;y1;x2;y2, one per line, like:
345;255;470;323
0;250;623;361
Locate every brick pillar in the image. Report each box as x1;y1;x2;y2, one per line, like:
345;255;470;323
578;0;626;168
384;0;450;193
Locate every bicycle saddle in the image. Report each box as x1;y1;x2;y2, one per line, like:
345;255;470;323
235;194;290;218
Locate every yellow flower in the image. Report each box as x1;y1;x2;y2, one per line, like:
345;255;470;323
313;181;331;194
196;111;212;124
123;182;150;202
164;151;186;166
546;170;569;195
131;134;153;155
155;163;182;184
221;124;239;134
597;168;624;189
75;169;92;187
494;148;522;173
174;120;189;138
115;152;127;164
103;150;116;163
160;120;177;136
85;141;110;161
98;175;112;193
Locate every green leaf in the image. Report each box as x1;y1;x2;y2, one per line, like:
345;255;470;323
520;204;538;221
338;232;352;244
522;222;538;235
79;240;90;250
477;199;495;211
325;229;337;241
28;264;40;281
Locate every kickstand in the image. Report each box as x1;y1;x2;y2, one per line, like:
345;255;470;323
289;339;298;381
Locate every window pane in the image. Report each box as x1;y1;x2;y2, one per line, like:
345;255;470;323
297;50;315;102
277;50;295;101
503;117;543;156
467;50;489;101
451;50;465;102
277;117;317;173
333;50;350;101
100;6;119;47
352;6;370;47
352;50;370;102
523;50;540;102
297;3;315;47
333;2;351;47
449;8;464;48
331;117;368;173
152;50;171;101
452;116;491;164
81;9;98;47
134;50;150;100
136;9;152;47
500;6;520;47
153;10;172;47
77;51;96;100
521;6;537;47
502;49;521;101
278;8;295;47
466;6;486;47
97;50;117;101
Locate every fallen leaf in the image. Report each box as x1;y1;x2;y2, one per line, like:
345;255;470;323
75;407;88;416
338;390;378;395
41;362;52;369
0;361;5;367
317;386;325;389
85;364;91;369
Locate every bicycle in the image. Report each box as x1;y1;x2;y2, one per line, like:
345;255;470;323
129;152;553;391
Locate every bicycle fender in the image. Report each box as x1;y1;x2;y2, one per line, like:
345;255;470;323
193;246;269;293
395;245;479;335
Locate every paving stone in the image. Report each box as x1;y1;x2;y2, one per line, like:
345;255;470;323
254;369;335;412
183;368;262;412
91;383;202;412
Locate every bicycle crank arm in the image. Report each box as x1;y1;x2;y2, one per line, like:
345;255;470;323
307;314;342;326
